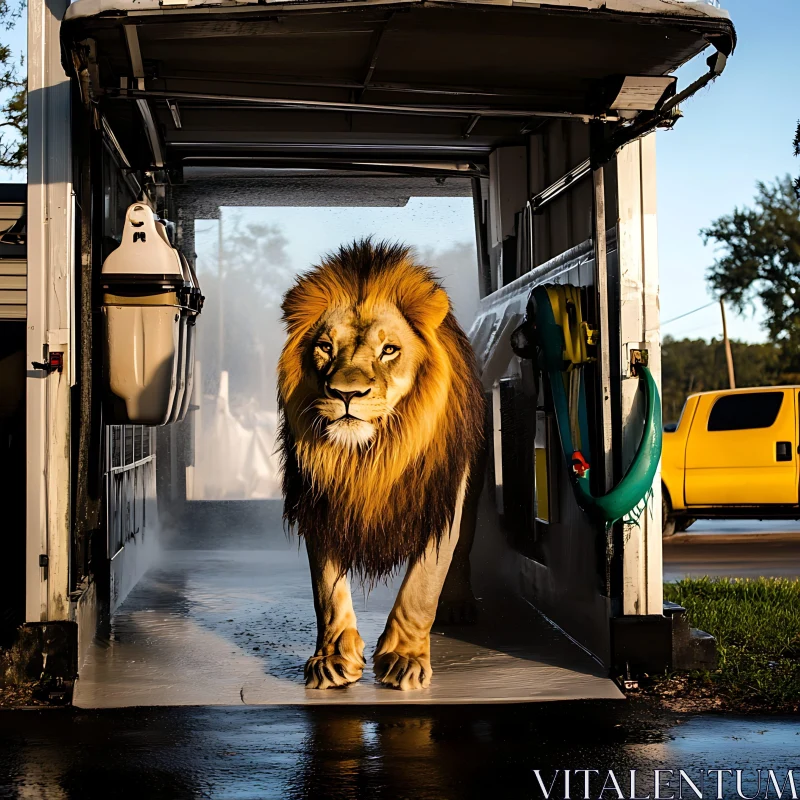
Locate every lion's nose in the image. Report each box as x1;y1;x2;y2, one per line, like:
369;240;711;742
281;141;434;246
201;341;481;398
326;386;371;408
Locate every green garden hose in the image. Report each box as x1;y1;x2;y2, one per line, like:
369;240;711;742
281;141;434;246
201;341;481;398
531;285;662;525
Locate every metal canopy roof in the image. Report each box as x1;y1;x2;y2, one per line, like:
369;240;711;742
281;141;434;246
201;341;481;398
175;171;473;215
61;0;735;174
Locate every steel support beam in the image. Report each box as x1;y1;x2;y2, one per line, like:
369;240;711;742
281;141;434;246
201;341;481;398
592;164;614;496
357;14;392;101
124;25;165;168
112;88;620;124
532;158;591;212
616;133;663;616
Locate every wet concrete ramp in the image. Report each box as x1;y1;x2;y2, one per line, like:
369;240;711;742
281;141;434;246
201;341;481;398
74;518;622;707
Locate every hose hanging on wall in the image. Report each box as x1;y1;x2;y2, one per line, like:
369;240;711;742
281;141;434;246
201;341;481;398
512;284;662;526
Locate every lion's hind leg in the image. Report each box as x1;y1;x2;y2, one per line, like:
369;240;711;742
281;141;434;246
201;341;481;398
435;436;487;626
305;540;365;689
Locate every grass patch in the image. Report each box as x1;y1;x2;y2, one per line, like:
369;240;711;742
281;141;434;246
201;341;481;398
662;577;800;711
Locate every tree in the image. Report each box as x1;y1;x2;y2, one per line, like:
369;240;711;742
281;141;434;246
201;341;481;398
195;214;295;408
661;336;784;423
702;175;800;364
0;0;25;170
794;120;799;199
194;216;479;411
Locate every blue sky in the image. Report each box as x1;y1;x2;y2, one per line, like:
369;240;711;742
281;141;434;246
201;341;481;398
656;0;800;342
3;0;797;343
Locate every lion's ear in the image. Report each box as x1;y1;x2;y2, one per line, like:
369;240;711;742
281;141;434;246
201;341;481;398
426;287;450;328
281;279;332;334
406;286;449;330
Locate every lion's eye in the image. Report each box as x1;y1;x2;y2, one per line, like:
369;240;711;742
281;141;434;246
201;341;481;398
316;341;333;355
381;344;400;357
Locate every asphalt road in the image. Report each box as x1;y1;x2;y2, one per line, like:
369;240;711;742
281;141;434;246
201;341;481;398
1;703;799;799
663;520;800;581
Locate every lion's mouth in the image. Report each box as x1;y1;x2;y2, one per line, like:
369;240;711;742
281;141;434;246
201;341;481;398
332;413;363;423
323;414;377;448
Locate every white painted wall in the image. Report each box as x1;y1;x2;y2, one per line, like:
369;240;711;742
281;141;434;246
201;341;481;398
26;0;73;622
615;133;664;615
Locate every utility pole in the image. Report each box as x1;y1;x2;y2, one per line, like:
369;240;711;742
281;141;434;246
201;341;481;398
720;296;736;389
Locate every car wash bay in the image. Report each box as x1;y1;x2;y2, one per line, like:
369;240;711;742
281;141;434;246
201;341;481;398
18;0;735;706
66;168;623;707
74;499;623;707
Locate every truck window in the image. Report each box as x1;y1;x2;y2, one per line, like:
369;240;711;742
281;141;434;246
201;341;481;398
665;398;689;432
707;392;784;432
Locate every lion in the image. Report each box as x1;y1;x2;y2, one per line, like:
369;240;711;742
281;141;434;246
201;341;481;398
277;239;485;690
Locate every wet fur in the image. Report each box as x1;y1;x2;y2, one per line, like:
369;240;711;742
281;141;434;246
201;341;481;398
278;239;485;580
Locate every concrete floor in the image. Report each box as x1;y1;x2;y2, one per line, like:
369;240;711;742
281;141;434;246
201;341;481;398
74;545;622;708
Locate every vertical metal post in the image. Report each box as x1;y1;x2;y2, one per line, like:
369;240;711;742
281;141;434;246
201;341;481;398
592;165;614;493
491;381;504;515
26;0;73;621
189;359;203;500
615;135;663;616
217;211;224;380
471;177;492;298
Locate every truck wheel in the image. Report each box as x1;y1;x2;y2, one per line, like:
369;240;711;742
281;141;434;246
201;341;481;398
662;494;676;538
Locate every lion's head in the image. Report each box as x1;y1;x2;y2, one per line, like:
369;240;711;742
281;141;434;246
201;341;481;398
306;297;438;449
278;239;484;579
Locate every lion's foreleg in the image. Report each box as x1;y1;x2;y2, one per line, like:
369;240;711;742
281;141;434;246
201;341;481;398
374;471;468;690
304;538;366;689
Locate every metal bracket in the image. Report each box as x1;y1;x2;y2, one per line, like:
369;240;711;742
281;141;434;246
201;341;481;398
32;352;64;374
582;321;598;347
623;342;649;378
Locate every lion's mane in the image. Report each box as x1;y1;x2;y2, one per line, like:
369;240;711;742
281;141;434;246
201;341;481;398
277;239;485;580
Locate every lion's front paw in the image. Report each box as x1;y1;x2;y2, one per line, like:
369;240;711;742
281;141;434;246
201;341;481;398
304;653;364;689
305;628;365;689
374;651;432;690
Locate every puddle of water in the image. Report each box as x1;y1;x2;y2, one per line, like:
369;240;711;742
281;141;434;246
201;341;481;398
1;705;798;799
74;548;620;708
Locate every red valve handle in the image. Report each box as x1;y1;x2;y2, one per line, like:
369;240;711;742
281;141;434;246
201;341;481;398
571;450;590;478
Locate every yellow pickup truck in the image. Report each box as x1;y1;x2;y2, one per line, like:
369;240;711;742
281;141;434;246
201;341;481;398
662;386;800;537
